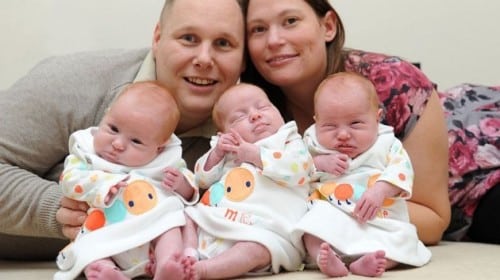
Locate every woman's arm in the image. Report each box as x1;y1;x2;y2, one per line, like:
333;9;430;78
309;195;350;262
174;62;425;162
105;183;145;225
403;91;451;245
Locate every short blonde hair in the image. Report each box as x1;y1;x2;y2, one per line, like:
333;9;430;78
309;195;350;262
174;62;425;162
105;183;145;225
114;80;180;143
314;72;380;114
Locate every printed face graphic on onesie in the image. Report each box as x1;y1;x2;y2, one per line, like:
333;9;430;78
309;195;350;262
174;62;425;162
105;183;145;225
123;180;158;215
224;168;255;202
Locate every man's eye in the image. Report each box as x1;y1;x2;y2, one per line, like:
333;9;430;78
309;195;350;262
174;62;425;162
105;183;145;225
181;34;197;43
215;39;231;48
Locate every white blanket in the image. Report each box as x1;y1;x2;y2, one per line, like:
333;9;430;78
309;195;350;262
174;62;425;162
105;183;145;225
54;128;197;280
292;124;431;267
185;121;314;273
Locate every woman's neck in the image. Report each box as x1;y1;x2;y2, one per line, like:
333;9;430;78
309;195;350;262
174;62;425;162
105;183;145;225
281;76;323;134
175;113;210;135
283;87;315;135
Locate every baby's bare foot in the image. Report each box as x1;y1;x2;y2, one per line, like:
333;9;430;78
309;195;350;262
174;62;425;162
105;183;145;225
317;242;348;277
154;253;185;280
84;260;129;280
183;247;199;262
181;256;199;280
349;250;387;277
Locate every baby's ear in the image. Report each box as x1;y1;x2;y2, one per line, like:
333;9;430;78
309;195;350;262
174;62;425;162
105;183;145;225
157;140;169;154
157;146;165;154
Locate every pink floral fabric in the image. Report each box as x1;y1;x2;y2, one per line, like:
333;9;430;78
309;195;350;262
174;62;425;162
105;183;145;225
344;50;434;140
439;84;500;240
343;50;500;240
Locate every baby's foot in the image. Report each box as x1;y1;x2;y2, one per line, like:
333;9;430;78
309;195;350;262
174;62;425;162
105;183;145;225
84;260;129;280
181;255;199;280
145;245;156;276
183;247;200;262
317;242;349;277
154;253;185;280
349;250;387;277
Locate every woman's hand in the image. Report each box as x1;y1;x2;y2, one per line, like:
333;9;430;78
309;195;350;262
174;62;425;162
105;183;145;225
56;197;89;240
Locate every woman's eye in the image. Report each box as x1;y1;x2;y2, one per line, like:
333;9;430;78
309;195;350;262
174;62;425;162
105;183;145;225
285;17;298;26
250;25;266;34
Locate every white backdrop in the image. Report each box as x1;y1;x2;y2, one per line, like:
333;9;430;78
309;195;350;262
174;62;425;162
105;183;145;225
1;0;499;90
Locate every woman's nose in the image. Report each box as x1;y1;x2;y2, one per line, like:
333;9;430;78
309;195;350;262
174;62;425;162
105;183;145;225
267;26;285;49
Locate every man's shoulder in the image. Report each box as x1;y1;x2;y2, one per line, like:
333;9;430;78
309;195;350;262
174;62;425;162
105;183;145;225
40;48;150;67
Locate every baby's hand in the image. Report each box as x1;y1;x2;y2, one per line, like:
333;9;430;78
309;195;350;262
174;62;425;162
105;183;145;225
353;181;397;223
163;167;194;200
163;167;186;192
214;132;239;156
314;153;349;175
226;130;261;167
105;181;127;204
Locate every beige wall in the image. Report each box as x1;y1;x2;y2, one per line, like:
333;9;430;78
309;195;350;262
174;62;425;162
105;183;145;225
0;0;163;90
332;0;500;90
1;0;499;90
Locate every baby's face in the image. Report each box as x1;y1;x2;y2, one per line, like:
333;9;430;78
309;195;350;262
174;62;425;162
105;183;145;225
314;85;380;159
93;97;168;167
219;84;284;143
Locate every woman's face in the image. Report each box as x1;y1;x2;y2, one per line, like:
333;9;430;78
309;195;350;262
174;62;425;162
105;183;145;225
246;0;336;89
153;0;245;124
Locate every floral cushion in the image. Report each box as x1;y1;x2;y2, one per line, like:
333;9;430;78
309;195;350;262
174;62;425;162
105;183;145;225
439;84;500;240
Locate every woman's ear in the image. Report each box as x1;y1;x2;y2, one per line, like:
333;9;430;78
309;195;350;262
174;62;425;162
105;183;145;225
322;11;337;43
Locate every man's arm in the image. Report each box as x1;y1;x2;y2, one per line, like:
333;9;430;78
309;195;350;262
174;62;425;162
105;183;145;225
0;48;148;238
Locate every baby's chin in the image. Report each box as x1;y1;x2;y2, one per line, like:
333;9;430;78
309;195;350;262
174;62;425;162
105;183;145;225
254;130;277;142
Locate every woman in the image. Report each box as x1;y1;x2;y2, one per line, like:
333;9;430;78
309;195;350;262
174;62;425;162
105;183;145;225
241;0;451;245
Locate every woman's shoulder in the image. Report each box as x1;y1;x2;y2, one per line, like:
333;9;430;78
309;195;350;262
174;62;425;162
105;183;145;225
342;49;432;88
342;49;435;139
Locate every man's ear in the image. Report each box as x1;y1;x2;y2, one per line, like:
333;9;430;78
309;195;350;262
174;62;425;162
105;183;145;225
152;22;161;56
322;11;337;43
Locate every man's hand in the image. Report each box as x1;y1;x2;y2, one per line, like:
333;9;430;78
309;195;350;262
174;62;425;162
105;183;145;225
56;197;89;240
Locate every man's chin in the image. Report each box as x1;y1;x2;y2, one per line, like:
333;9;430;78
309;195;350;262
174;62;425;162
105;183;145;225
180;103;213;118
